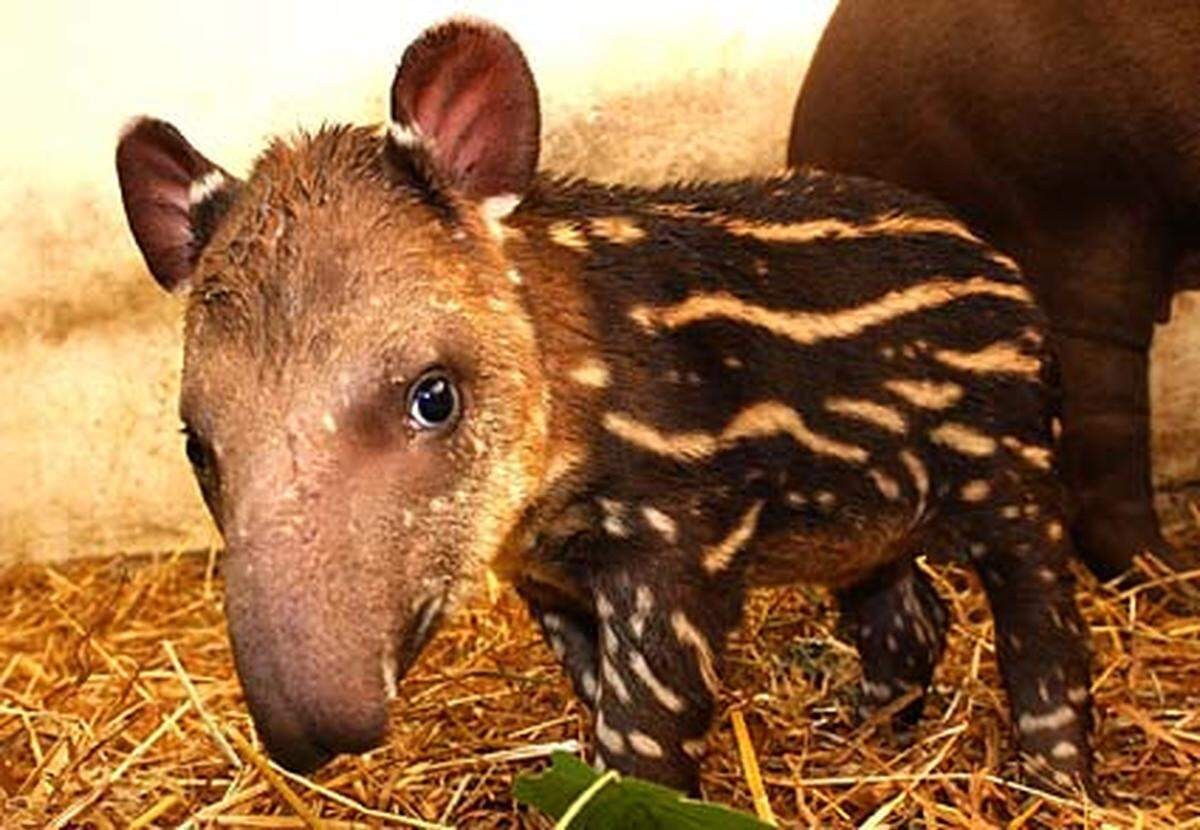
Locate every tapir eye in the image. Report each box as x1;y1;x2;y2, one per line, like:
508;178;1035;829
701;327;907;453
182;425;214;473
407;370;461;430
181;424;222;515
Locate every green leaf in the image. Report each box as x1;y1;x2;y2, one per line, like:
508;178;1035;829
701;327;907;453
513;752;774;829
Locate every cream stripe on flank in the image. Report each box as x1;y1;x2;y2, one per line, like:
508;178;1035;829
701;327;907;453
825;397;907;434
934;341;1041;376
929;422;998;457
629;277;1033;345
1001;436;1053;471
884;379;964;410
726;213;1018;272
899;450;929;521
722;213;985;246
868;468;901;500
603;401;868;463
702;501;765;574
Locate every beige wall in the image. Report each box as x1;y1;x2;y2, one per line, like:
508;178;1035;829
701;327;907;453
2;2;1196;562
1152;292;1200;488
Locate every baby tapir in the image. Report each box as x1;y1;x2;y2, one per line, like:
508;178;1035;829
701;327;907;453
115;19;1094;795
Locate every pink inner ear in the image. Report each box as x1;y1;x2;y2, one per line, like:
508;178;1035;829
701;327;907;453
392;19;540;201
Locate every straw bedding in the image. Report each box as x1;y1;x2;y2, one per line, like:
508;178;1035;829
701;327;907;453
2;505;1199;828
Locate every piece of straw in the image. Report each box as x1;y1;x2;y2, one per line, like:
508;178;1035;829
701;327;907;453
731;709;776;826
162;638;242;770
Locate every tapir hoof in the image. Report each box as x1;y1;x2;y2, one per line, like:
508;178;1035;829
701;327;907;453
1070;499;1174;579
1072;499;1200;607
1020;754;1101;805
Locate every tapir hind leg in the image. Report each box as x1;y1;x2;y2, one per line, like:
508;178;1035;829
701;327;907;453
957;480;1095;795
836;557;949;733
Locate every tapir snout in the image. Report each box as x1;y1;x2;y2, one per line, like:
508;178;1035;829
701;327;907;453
223;545;389;772
215;430;446;773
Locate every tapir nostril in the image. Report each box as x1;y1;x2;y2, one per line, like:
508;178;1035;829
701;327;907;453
305;705;389;760
255;702;388;774
227;580;392;775
264;732;335;775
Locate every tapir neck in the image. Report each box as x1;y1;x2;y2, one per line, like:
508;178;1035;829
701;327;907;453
499;173;772;479
496;198;610;529
492;174;753;578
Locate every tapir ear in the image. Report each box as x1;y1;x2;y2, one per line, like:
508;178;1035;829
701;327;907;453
116;118;239;293
390;18;540;215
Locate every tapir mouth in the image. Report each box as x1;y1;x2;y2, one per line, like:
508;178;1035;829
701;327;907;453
383;592;447;700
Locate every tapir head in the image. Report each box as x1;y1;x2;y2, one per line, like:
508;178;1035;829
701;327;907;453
116;20;549;772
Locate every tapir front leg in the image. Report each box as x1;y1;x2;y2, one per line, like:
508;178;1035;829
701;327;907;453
516;581;601;708
587;565;744;794
1055;331;1176;576
1031;222;1192;578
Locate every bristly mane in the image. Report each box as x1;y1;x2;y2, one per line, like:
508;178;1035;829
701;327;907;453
247;124;460;220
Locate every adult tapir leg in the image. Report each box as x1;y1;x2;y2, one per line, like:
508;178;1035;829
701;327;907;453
1026;217;1191;578
1054;332;1176;576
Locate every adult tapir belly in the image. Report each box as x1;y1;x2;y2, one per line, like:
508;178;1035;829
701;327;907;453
788;0;1200;578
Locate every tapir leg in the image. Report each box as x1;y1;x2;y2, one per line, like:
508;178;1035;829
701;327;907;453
1026;219;1193;577
836;558;949;732
516;582;601;708
1055;331;1179;576
587;566;743;794
961;489;1094;794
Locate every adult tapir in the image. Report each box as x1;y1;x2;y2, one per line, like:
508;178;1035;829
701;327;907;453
789;0;1200;578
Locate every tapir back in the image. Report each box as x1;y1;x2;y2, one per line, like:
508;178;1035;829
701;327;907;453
502;170;1055;589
